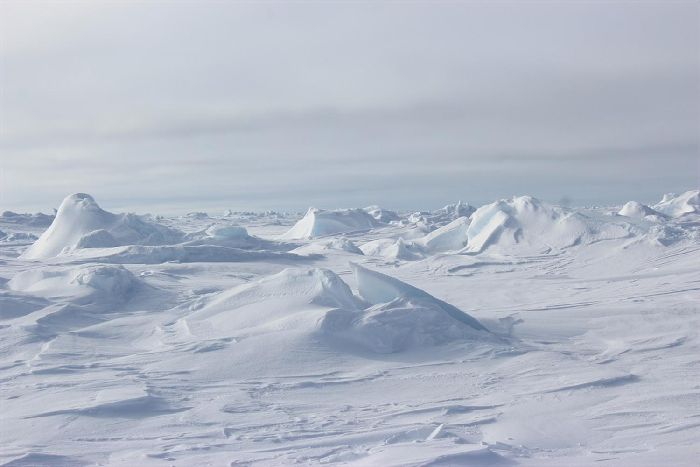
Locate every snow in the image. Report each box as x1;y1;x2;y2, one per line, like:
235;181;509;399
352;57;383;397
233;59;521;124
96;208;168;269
618;200;664;219
465;195;632;254
21;193;183;260
1;190;699;466
280;207;379;239
419;216;470;252
653;190;700;217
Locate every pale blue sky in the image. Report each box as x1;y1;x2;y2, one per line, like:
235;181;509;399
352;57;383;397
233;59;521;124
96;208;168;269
1;1;698;214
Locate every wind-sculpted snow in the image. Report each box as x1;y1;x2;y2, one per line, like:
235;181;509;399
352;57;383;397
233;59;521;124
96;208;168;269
418;216;471;252
351;263;488;332
8;264;138;305
1;190;699;466
653;190;700;217
465;196;632;254
618;201;665;219
21;193;183;259
280;207;379;239
185;266;488;356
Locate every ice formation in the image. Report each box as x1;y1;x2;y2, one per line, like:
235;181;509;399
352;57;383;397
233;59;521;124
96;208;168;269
21;193;183;260
280;208;379;239
653;190;700;217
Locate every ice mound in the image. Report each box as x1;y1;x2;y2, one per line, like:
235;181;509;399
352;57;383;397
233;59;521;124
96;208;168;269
363;205;400;223
280;208;379;240
185;265;489;355
418;216;470;252
465;196;630;254
321;264;489;353
21;193;183;260
186;268;361;336
360;238;424;261
292;237;364;255
618;201;665;219
653;190;700;217
1;210;55;227
8;264;137;305
182;224;269;250
437;200;476;219
351;263;487;331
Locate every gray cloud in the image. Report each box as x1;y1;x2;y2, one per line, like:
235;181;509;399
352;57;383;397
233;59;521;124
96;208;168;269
1;1;698;213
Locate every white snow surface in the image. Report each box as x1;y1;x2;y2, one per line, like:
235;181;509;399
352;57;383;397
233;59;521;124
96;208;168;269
280;207;379;239
618;201;665;219
653;190;700;217
1;191;699;466
21;193;183;260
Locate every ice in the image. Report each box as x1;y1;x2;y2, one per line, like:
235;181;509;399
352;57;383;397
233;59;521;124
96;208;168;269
21;193;183;260
653;190;700;217
418;216;470;252
8;264;137;305
1;190;699;466
618;200;665;219
351;263;488;332
280;207;379;239
465;195;632;254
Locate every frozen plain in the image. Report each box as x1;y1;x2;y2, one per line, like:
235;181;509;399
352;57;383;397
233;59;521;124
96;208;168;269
0;191;699;466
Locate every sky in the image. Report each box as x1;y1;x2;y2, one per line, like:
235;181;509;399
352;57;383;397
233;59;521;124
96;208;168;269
1;0;698;214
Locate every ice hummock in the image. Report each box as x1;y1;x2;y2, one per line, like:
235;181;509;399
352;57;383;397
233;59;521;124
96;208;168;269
185;264;489;355
465;195;631;254
21;193;183;260
618;201;665;219
653;190;700;217
280;207;379;239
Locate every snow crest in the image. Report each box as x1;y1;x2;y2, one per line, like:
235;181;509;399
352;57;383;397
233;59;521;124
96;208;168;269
21;194;183;260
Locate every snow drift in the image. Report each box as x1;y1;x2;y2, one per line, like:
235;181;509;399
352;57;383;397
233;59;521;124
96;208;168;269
9;264;138;305
465;196;631;254
21;194;183;260
618;201;664;219
280;208;379;240
184;264;489;355
653;190;700;217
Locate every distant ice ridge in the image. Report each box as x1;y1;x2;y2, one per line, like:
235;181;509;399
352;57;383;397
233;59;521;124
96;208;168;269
618;201;665;219
360;195;637;259
184;264;490;354
21;193;183;260
18;193;303;263
280;208;379;239
653;190;700;217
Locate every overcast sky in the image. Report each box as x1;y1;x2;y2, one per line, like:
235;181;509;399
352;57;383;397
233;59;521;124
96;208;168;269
1;1;698;214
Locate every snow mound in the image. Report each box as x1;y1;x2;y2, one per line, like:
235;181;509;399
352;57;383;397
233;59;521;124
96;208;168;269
360;238;424;260
363;205;400;223
187;268;361;336
292;237;364;255
1;210;55;227
618;201;665;219
185;265;489;355
351;263;487;332
419;216;470;252
8;264;137;305
280;208;379;239
321;264;489;353
21;193;183;260
653;190;700;217
437;200;476;219
466;196;630;254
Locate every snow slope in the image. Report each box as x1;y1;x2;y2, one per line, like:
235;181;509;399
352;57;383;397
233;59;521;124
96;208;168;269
280;207;379;239
21;193;183;260
465;196;632;254
653;190;700;217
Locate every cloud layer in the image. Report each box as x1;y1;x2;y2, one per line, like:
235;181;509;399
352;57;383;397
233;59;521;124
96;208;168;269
1;1;698;213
